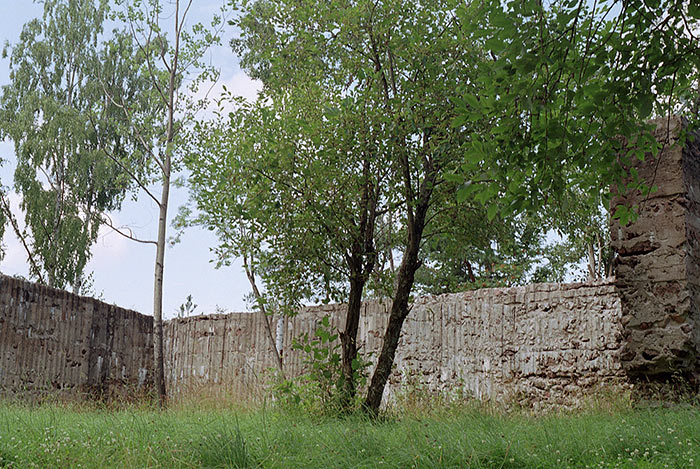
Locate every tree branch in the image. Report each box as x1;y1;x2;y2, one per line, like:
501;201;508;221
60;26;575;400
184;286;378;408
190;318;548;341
100;212;158;245
0;192;45;283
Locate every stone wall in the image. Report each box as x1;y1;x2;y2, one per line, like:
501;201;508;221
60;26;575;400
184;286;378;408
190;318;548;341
0;274;153;398
2;117;699;404
611;116;700;378
163;117;700;404
164;281;626;405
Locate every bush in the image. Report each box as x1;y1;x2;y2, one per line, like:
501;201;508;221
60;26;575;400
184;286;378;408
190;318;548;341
273;315;370;416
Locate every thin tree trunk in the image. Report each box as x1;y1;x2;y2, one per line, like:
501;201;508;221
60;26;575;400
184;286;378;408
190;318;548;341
364;169;434;414
245;263;285;377
466;261;476;283
276;316;285;360
153;167;170;407
338;156;378;408
596;233;604;278
387;213;395;274
72;275;82;295
587;241;597;280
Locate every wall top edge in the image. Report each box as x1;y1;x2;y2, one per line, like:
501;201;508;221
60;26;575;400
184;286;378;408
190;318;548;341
164;279;619;325
0;272;150;321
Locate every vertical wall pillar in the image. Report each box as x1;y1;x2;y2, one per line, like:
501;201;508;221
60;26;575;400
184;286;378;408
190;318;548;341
611;116;700;378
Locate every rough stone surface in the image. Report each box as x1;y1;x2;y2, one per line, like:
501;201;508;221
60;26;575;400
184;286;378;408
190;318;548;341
2;117;700;404
164;281;627;406
0;274;153;399
611;116;700;377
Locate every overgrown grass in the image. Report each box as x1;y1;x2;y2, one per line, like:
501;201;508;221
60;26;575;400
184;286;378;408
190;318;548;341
0;399;699;468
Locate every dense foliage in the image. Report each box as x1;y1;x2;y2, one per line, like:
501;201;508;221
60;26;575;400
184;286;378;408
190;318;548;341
1;0;698;411
0;0;149;290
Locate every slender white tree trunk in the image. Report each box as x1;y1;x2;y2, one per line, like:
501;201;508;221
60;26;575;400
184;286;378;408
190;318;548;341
275;315;285;361
153;164;170;406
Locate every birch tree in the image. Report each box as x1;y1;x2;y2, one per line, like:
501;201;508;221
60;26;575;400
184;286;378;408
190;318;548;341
110;0;224;405
0;0;149;291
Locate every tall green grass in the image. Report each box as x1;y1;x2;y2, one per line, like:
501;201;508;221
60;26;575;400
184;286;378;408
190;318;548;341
0;400;698;468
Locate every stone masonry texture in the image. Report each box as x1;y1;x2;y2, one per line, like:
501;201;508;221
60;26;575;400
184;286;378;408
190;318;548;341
611;116;700;378
1;117;699;404
164;282;626;406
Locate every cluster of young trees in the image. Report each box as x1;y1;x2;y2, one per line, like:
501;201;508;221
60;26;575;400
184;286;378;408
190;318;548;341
0;0;698;411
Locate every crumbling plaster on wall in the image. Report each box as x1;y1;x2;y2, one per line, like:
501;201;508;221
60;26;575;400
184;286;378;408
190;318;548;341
611;116;700;377
163;281;627;406
1;117;699;404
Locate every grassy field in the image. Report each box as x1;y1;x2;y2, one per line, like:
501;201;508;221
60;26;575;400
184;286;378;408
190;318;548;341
0;400;699;468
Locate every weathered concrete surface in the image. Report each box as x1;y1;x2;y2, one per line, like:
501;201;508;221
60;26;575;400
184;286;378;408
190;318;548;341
164;281;627;406
0;274;153;399
164;312;282;399
611;116;700;377
2;118;698;404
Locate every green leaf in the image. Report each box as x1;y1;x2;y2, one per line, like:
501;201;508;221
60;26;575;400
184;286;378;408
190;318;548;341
486;204;499;221
464;94;479;109
444;173;464;183
689;4;700;18
636;94;653;118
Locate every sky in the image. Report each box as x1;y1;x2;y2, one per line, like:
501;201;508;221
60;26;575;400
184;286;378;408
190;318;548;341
0;0;262;319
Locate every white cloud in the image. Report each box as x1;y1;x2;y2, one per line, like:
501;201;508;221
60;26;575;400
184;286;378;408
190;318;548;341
221;71;263;102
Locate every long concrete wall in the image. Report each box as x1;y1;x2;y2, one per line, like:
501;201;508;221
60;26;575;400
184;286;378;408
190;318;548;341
164;281;626;405
0;275;153;399
1;117;699;405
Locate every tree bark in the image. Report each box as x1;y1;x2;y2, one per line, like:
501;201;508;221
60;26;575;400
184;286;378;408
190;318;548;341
340;274;365;403
338;156;378;408
587;241;597;280
72;274;82;295
276;316;285;360
153;166;170;407
364;213;426;413
364;170;434;414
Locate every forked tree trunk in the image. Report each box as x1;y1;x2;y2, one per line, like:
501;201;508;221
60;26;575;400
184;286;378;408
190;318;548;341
364;213;426;413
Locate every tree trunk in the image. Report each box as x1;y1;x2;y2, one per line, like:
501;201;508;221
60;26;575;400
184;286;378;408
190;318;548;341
72;274;82;295
340;275;365;404
153;168;170;407
276;316;285;360
364;181;431;414
364;222;424;413
245;266;285;377
587;241;597;280
152;0;182;407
